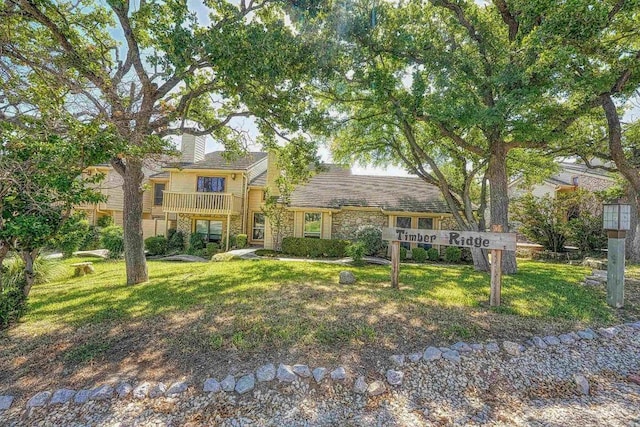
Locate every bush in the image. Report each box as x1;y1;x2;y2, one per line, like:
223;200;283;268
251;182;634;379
346;242;366;265
427;247;440;261
205;242;220;258
354;225;387;256
212;252;236;262
281;237;350;258
167;230;185;253
444;246;462;263
53;218;90;257
411;247;428;263
189;233;206;251
400;246;408;261
235;234;248;249
80;225;101;251
0;287;26;329
96;215;114;228
101;226;124;259
145;236;168;256
1;257;61;290
460;247;473;263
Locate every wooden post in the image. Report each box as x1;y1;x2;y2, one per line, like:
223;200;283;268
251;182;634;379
226;214;231;251
391;241;400;289
490;224;503;307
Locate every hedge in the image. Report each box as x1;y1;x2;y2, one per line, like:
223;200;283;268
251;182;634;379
281;237;350;258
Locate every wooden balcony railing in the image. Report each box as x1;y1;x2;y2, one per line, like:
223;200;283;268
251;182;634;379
162;191;242;215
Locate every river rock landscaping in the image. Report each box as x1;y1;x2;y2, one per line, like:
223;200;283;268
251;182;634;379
1;322;639;425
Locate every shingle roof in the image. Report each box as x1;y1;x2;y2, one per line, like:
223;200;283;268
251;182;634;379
289;166;450;213
169;151;267;170
559;162;613;178
249;171;267;187
150;171;170;179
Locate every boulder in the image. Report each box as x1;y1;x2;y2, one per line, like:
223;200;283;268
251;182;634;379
27;391;51;408
386;369;404;386
339;271;356;285
50;389;76;405
277;364;297;382
367;381;386;396
353;376;368;394
313;367;327;383
235;374;255;395
256;364;276;382
203;378;221;393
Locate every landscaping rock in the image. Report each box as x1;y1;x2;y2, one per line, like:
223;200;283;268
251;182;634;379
354;376;368;394
532;337;548;349
148;383;166;399
470;343;484;352
559;334;576;345
386;369;404;386
235;374;255;395
485;342;500;352
503;341;524;356
390;354;405;366
50;389;75;405
0;395;13;411
293;364;312;378
313;367;327;383
167;381;188;396
367;381;386;396
598;327;618;339
115;382;133;398
628;322;640;330
330;367;347;381
221;375;236;392
628;374;640;385
338;271;356;284
277;364;297;382
582;257;606;269
133;382;151;399
256;364;276;382
574;374;590;395
543;336;561;346
27;391;51;408
408;352;422;363
203;378;221;393
577;329;596;340
73;390;91;404
423;346;442;361
90;384;113;401
451;342;472;352
442;350;461;363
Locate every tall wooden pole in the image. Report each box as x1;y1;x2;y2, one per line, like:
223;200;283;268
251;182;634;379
391;241;400;289
490;224;503;307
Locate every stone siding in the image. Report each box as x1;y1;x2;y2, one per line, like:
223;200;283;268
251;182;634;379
331;210;388;239
577;176;613;193
176;214;244;249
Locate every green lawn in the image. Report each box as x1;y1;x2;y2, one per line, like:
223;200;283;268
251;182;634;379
0;257;631;396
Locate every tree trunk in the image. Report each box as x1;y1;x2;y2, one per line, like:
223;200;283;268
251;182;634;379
470;247;490;272
487;143;518;274
626;186;640;262
20;249;39;297
0;244;9;292
122;161;148;285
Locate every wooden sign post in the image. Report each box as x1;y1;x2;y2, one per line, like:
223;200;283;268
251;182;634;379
382;227;516;306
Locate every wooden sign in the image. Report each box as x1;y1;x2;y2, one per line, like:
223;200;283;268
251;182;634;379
381;228;517;251
382;226;516;306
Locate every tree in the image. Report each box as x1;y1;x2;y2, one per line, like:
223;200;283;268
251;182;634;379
0;120;109;296
1;0;317;284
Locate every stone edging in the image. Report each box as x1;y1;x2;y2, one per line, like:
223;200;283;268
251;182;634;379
1;321;639;413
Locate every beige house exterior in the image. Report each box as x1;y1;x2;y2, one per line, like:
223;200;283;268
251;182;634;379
79;135;453;251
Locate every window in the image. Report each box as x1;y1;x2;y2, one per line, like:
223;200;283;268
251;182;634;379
197;176;225;193
417;217;433;249
194;219;223;243
572;176;579;186
153;183;165;206
304;212;322;238
252;213;265;240
396;216;412;249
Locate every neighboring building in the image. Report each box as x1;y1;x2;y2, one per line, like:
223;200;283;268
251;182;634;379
508;161;615;199
80;135;453;250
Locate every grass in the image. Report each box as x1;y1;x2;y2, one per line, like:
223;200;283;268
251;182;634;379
0;256;633;396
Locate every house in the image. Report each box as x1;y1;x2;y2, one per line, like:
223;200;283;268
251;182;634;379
81;135;453;251
508;161;615;199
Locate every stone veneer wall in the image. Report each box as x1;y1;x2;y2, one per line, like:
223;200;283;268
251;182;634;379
176;214;245;248
578;176;614;193
331;210;388;239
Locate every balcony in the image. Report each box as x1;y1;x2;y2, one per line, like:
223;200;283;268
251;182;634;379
162;191;243;215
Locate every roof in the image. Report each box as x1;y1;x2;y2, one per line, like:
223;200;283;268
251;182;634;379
249;171;267;187
168;151;267;171
559;162;613;178
150;171;170;179
288;165;451;213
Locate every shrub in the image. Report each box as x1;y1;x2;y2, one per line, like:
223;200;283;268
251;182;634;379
205;242;220;258
80;225;101;251
212;252;235;262
400;246;408;261
53;218;90;257
101;226;124;259
235;234;248;249
167;230;185;253
411;247;428;263
354;225;387;256
0;287;26;329
2;257;62;290
281;237;350;258
189;233;206;251
444;246;462;263
96;215;114;228
145;236;168;256
346;242;366;265
427;247;440;261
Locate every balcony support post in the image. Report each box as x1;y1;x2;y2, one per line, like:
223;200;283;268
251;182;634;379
226;213;231;251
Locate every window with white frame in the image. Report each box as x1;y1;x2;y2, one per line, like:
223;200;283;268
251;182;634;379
252;212;265;240
304;212;322;238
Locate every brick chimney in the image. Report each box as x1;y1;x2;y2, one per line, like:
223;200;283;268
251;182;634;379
180;134;205;163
